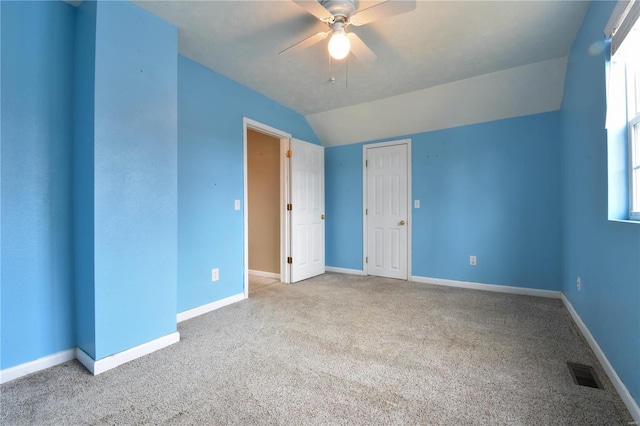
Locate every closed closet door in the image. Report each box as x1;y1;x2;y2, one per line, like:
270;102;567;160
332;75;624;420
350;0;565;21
366;143;408;280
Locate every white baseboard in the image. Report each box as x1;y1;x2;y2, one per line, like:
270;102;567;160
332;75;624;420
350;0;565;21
409;275;639;421
561;295;640;422
177;292;245;323
248;269;280;279
0;349;76;384
76;331;180;376
410;275;562;299
326;266;366;276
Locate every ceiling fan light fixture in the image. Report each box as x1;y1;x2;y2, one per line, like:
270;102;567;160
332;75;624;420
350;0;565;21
328;27;350;60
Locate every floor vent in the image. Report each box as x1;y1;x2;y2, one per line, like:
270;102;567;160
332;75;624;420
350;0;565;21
568;363;602;389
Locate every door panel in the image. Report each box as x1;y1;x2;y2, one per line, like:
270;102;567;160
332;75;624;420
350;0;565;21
291;138;325;282
366;144;408;279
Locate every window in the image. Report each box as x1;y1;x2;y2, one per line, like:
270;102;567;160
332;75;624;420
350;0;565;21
621;29;640;219
631;112;640;219
609;1;640;220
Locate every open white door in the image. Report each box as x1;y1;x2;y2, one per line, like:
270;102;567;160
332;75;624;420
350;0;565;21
290;138;325;282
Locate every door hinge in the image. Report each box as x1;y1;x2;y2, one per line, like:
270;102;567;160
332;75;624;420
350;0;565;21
366;257;368;263
286;150;292;158
365;160;368;167
287;257;292;264
365;208;368;215
287;203;292;211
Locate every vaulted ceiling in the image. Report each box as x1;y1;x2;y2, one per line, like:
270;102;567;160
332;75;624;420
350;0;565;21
133;0;591;144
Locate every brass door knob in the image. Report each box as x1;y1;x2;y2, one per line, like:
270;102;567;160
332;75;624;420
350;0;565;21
321;214;326;220
399;220;406;225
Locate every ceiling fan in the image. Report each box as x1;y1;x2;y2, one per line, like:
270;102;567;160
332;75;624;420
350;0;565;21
280;0;416;65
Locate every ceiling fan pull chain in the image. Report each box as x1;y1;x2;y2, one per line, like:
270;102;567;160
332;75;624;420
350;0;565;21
329;55;335;84
345;54;349;89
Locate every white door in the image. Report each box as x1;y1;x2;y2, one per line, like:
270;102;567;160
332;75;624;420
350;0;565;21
366;143;409;279
290;138;325;282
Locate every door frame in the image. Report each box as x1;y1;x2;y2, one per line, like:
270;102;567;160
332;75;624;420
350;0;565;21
362;139;412;278
243;118;292;298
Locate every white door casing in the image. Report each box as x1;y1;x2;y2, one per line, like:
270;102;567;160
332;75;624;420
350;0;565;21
243;118;292;296
290;138;325;282
364;141;410;280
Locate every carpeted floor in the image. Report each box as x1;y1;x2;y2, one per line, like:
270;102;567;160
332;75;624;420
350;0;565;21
249;274;279;294
0;273;633;425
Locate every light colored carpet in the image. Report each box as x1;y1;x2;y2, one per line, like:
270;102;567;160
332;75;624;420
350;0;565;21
1;273;633;425
249;274;279;294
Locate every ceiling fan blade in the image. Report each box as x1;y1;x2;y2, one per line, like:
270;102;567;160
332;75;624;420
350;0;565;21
350;0;416;26
292;0;334;22
346;32;377;65
279;31;330;56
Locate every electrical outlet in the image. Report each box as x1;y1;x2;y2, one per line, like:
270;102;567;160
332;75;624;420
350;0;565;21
576;276;581;291
470;255;477;266
212;268;219;282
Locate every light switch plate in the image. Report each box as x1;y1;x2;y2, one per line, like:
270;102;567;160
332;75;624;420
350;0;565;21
234;200;240;210
414;200;420;208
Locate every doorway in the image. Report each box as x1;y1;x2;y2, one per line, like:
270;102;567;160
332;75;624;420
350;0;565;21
247;128;281;293
243;119;291;297
243;119;326;296
363;139;412;280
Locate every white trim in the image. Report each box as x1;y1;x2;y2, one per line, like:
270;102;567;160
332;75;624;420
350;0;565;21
0;349;76;384
410;275;562;299
363;139;412;279
325;266;366;276
76;332;180;376
243;117;292;296
74;348;95;374
243;120;249;299
409;274;639;420
248;269;280;279
177;292;245;323
605;0;634;37
407;141;412;280
629;115;640;220
243;118;291;141
281;136;292;285
561;294;640;422
362;148;367;272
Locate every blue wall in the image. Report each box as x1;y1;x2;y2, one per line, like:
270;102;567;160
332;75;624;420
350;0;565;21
1;1;637;409
177;56;319;313
1;0;318;369
561;1;640;407
325;112;563;290
325;143;364;270
90;1;178;360
1;0;76;369
73;0;97;360
3;0;179;367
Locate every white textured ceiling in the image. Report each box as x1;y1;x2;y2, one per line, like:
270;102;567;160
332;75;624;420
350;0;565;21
307;57;569;145
133;0;589;117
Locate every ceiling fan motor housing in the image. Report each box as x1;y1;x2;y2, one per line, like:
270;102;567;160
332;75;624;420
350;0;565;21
321;0;358;21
